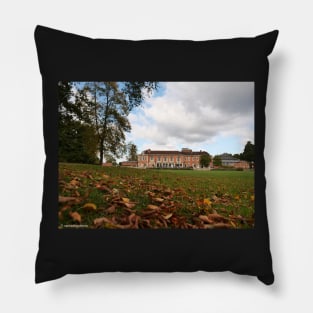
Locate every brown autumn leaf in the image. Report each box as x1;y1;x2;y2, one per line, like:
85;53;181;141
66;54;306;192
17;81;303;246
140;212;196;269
96;184;112;193
153;197;164;203
212;223;232;229
93;216;112;227
162;213;173;220
199;215;214;224
147;204;160;210
106;205;116;213
82;203;97;211
124;202;136;209
60;204;72;212
122;197;130;203
58;196;78;203
69;211;81;223
207;213;229;222
164;188;172;195
70;179;79;186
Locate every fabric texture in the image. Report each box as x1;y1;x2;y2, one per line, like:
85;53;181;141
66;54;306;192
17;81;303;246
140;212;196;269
34;25;278;284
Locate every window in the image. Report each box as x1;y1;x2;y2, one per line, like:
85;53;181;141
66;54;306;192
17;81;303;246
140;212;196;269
177;157;180;162
164;157;167;161
158;156;160;161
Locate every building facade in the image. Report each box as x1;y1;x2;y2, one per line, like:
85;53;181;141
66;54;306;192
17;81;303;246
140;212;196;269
218;153;250;169
137;148;210;169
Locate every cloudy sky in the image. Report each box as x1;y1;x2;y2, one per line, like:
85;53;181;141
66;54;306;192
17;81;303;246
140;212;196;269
126;82;254;156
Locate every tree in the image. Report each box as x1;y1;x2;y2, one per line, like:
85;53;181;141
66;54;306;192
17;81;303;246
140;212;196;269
103;153;117;165
58;81;98;163
233;153;243;160
78;82;158;164
242;141;255;168
213;155;222;167
127;142;138;161
200;154;212;168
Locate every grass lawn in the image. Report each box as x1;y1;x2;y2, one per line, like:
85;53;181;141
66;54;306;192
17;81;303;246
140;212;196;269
58;163;255;229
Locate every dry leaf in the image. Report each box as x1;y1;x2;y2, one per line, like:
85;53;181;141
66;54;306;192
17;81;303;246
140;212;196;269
58;196;77;203
122;197;130;203
70;179;79;186
199;215;213;223
147;204;160;210
203;198;212;206
106;205;116;213
250;195;255;201
124;202;136;209
207;213;229;223
83;203;97;211
93;216;112;227
212;223;232;229
153;197;164;203
163;213;173;220
69;211;81;223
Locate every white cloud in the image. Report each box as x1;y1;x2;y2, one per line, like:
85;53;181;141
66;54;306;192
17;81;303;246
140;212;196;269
129;82;254;154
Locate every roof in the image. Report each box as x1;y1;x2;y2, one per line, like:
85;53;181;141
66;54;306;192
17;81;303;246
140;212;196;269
218;153;240;161
141;149;209;156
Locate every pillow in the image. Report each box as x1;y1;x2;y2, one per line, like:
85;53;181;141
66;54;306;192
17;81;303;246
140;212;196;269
34;25;278;285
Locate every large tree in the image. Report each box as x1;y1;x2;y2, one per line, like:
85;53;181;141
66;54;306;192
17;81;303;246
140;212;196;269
241;141;255;168
200;154;212;168
58;81;98;163
127;142;138;161
58;81;158;164
213;155;222;167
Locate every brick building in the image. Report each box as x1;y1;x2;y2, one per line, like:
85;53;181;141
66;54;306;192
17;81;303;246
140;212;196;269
137;148;210;169
217;153;250;169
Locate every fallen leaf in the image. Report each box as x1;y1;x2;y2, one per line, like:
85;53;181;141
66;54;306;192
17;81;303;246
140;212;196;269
147;204;160;210
58;196;77;203
203;198;212;206
153;197;164;203
93;216;112;227
163;213;173;220
69;211;81;223
124;202;136;209
207;213;229;223
212;223;232;229
122;197;130;203
96;184;111;193
250;195;255;201
106;205;116;213
199;215;213;223
230;221;237;228
69;179;79;186
83;203;97;211
234;195;240;200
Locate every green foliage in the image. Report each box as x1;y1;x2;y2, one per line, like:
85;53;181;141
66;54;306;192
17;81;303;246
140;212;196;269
213;155;222;166
58;81;158;164
242;141;255;168
127;142;138;161
200;154;212;168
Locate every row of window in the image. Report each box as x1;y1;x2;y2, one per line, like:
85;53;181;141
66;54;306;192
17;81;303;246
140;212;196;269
139;156;199;162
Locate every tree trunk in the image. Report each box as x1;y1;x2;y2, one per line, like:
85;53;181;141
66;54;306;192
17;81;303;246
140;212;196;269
99;139;104;165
